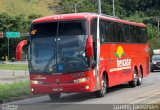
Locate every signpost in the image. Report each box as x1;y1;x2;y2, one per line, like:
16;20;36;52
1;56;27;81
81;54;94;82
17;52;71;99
6;32;21;61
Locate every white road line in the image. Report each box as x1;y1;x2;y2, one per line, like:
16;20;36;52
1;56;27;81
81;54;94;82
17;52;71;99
147;99;160;104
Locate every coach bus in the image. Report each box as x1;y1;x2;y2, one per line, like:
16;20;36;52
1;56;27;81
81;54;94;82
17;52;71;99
28;13;150;99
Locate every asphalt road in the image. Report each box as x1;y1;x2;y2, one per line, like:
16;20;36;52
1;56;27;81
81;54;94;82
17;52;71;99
2;72;160;110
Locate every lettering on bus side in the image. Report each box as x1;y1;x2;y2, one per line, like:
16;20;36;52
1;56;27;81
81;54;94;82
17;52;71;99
117;58;131;68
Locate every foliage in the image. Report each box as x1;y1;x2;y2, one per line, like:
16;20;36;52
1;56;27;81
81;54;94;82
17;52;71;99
0;81;30;102
0;13;31;60
0;0;55;16
0;64;28;70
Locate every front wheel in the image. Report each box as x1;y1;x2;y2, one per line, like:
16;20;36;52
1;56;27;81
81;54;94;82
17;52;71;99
95;76;107;97
48;93;61;100
129;69;138;87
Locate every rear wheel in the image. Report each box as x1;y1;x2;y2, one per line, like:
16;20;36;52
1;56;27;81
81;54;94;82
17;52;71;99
95;75;107;97
48;93;61;100
137;69;142;86
129;69;138;87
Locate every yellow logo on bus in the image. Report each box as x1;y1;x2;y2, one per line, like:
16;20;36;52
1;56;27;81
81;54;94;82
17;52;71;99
115;46;125;59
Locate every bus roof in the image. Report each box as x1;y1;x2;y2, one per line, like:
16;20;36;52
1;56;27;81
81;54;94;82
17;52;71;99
33;13;147;27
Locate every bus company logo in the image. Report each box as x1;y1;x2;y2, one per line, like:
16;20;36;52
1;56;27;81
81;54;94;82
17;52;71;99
115;46;125;59
110;46;132;72
56;78;60;84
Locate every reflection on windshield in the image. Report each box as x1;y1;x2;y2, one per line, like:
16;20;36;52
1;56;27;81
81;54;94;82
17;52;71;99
152;55;160;61
30;37;56;73
57;35;88;73
29;20;89;74
30;35;88;73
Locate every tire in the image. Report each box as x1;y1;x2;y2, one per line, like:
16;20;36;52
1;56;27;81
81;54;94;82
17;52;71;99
151;69;154;72
137;69;142;86
95;75;107;97
129;69;138;87
49;93;61;100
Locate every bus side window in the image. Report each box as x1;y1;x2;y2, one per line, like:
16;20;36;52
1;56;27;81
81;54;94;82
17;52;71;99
141;27;147;43
91;18;97;65
110;22;117;42
130;25;137;43
117;23;124;42
136;27;142;43
91;19;97;42
124;24;131;43
105;21;112;42
100;19;106;43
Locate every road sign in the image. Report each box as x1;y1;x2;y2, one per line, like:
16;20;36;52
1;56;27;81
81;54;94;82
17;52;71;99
21;32;29;37
0;32;3;38
6;32;20;38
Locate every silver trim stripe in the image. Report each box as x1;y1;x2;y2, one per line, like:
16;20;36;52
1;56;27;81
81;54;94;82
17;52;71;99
110;66;131;72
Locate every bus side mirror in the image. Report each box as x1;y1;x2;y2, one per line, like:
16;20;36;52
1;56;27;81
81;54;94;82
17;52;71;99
86;35;94;57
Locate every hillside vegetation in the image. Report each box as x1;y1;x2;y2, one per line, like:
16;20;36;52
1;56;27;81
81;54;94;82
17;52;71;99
0;0;58;16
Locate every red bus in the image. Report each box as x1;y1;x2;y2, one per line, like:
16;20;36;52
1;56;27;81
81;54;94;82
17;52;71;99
28;13;150;99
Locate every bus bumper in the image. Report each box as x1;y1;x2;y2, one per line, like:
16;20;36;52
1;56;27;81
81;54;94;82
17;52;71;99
31;82;96;94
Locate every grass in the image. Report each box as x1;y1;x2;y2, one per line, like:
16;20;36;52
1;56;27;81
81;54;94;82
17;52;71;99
0;64;28;70
0;0;58;16
0;81;31;102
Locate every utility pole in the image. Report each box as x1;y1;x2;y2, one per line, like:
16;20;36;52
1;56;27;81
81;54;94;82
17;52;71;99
8;38;9;62
158;19;159;37
112;0;115;16
74;4;77;13
98;0;101;14
74;0;84;13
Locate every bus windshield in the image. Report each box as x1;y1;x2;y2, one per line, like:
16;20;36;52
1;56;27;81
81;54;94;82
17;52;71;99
29;20;89;74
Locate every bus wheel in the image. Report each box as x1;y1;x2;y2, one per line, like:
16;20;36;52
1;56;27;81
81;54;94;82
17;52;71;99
48;93;61;100
95;76;107;97
137;69;142;86
129;69;138;87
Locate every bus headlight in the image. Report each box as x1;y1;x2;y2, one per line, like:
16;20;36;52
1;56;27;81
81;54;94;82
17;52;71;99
73;77;90;83
31;80;43;84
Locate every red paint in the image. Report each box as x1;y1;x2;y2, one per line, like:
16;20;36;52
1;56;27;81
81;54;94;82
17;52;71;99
16;40;27;61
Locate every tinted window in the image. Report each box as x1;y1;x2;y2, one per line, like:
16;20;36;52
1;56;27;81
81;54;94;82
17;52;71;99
91;18;97;42
124;24;131;43
152;55;160;60
100;19;106;43
32;20;87;37
93;18;147;44
105;21;112;42
130;25;137;43
141;27;147;43
33;22;57;37
91;18;97;62
117;23;124;42
59;21;87;36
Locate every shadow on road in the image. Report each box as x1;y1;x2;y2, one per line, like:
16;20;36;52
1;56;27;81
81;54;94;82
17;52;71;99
151;70;160;73
42;83;131;103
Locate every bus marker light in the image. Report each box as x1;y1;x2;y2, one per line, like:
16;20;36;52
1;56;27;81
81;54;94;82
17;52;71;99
93;70;96;76
31;88;34;92
85;86;90;90
31;30;37;35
